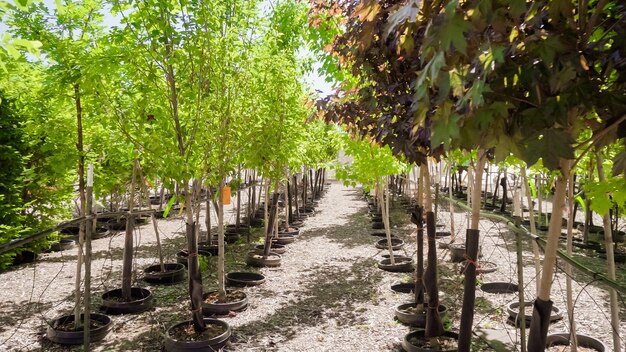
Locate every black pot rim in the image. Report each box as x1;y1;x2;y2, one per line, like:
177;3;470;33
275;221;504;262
507;301;562;322
101;287;153;314
46;313;112;345
226;271;266;286
480;282;519;294
165;318;231;350
546;333;607;351
402;329;459;352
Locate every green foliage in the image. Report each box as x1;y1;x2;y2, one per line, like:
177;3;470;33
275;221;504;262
334;130;407;191
585;177;626;216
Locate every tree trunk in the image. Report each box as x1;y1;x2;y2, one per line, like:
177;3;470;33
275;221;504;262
262;191;280;257
293;175;300;217
236;166;241;229
381;179;395;265
83;164;94;348
217;179;226;301
412;205;425;307
596;151;621;352
121;160;138;301
73;83;86;329
424;211;443;338
521;167;542;296
458;150;486;352
527;159;570;351
565;165;578;351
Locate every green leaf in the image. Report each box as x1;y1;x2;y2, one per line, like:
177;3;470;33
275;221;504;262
162;194;177;218
528;178;536;199
438;13;472;54
431;106;461;148
521;129;574;170
574;195;585;213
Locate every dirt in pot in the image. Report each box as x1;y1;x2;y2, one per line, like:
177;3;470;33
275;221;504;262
402;304;425;315
204;291;246;304
104;293;147;303
54;319;106;332
408;335;458;350
169;322;226;342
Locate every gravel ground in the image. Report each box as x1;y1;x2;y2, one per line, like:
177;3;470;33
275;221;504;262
0;180;624;351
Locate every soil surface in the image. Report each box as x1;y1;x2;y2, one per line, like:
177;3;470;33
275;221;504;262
169;322;226;342
0;180;624;351
204;291;247;304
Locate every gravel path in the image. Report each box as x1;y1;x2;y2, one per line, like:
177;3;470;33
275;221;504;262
0;180;624;351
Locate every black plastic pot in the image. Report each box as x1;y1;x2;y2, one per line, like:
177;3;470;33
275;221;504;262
372;221;385;230
202;290;248;316
298;206;314;215
375;238;404;250
289;219;305;228
272;234;296;245
46;313;112;345
395;303;448;327
12;250;37;265
225;224;251;235
507;301;562;327
458;260;497;274
164;318;231;352
226;272;266;287
51;238;76;252
254;243;286;255
101;287;153;314
599;252;626;263
402;330;459;352
92;227;110;240
246;251;281;267
143;263;186;285
449;243;466;262
480;282;518;294
224;232;240;244
177;248;216;266
546;333;607;351
435;231;451;238
106;219;127;231
278;227;300;237
377;257;413;272
390;282;415;294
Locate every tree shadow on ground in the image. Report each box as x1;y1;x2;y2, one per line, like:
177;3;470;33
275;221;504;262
0;300;54;335
229;258;383;350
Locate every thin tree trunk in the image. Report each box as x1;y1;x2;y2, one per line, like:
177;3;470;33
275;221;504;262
294;175;300;217
83;164;94;348
565;165;578;351
236;166;241;229
205;195;211;242
458;150;486;352
596;151;621;352
73;82;86;329
424;211;444;338
122;160;138;301
527;159;570;351
521;167;542;296
515;215;526;352
381;179;395;265
284;173;290;231
217;179;226;301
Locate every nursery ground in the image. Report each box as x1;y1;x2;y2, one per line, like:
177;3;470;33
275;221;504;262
0;180;625;351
